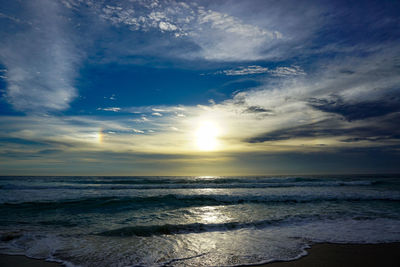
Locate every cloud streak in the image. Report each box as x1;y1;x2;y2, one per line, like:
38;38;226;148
216;65;306;77
217;65;269;76
0;0;82;113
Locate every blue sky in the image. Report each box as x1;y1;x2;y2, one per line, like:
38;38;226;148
0;0;399;175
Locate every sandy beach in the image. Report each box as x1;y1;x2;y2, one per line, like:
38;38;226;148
1;243;400;267
0;254;62;267
258;243;400;267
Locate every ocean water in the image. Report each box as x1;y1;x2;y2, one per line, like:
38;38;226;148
1;175;400;266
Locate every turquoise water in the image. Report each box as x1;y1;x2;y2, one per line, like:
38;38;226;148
1;175;400;266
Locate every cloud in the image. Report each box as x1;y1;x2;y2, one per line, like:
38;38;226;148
193;8;281;60
97;1;189;35
68;0;284;61
159;21;178;31
199;45;400;148
152;108;166;112
97;107;121;112
308;96;400;121
0;68;7;79
269;65;306;77
132;115;150;123
218;65;269;76
103;94;116;100
245;115;400;143
56;0;395;66
244;106;273;114
217;65;306;77
0;12;22;23
133;129;145;134
0;0;81;113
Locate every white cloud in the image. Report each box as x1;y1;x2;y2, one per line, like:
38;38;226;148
0;69;7;79
0;12;22;23
218;65;269;76
152;108;166;112
98;107;121;112
132;115;150;123
56;0;328;64
217;65;306;77
269;65;306;77
197;9;279;39
0;0;80;113
133;128;145;134
152;112;163;116
159;21;178;31
88;0;283;61
191;8;281;61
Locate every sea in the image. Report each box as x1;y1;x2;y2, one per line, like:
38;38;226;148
1;175;400;266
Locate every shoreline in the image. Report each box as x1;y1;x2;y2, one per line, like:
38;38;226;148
1;242;400;267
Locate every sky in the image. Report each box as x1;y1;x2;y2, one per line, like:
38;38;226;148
0;0;399;176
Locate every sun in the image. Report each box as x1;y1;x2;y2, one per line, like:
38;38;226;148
196;121;220;151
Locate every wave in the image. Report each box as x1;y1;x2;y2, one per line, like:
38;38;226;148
1;193;399;212
98;220;283;237
0;180;380;191
2;217;400;267
98;213;335;237
97;214;400;237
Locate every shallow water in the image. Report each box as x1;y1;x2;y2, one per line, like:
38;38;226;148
1;175;400;266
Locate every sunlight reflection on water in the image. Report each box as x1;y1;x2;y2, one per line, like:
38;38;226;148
198;206;231;224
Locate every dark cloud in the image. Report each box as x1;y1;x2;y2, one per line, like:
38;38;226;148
0;137;43;146
246;115;400;143
246;121;341;143
38;149;63;155
308;95;400;121
244;106;273;114
339;69;355;75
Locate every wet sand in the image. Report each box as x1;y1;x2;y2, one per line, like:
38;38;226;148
0;254;63;267
1;243;400;266
257;243;400;267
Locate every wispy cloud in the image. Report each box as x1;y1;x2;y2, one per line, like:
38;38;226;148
0;68;7;79
0;0;81;113
104;94;116;100
269;65;306;77
97;107;121;112
216;65;306;77
64;0;284;61
133;128;145;134
193;8;281;60
217;65;269;76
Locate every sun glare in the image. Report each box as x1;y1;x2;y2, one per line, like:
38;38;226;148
196;121;220;151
